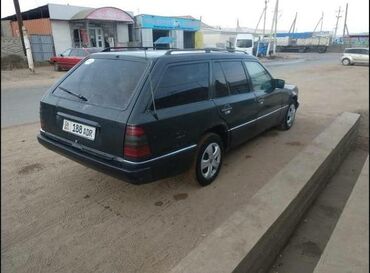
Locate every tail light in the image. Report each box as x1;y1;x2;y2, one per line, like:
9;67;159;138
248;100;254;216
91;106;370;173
123;125;151;159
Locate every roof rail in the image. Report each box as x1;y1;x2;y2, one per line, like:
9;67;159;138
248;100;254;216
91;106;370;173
102;46;179;52
164;48;249;55
101;47;155;52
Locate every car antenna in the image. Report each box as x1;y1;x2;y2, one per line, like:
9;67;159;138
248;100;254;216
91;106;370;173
148;62;158;120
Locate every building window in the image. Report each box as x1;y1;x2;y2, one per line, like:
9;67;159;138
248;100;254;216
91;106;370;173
128;24;133;42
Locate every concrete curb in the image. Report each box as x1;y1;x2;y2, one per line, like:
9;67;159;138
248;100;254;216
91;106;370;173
170;112;360;273
313;156;369;273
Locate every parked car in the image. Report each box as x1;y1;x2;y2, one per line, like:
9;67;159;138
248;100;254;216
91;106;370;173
49;48;101;71
341;48;369;65
38;48;299;186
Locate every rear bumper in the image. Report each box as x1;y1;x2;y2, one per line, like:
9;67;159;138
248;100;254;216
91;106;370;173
37;130;196;184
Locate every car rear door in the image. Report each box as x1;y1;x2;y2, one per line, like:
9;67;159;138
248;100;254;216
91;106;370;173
140;60;216;156
211;60;259;147
244;61;284;133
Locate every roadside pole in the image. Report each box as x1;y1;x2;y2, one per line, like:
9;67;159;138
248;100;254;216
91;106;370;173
13;0;26;56
266;0;277;56
22;26;35;73
272;0;279;55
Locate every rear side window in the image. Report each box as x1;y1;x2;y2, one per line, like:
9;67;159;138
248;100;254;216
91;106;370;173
244;61;272;92
213;62;229;98
221;61;250;95
345;48;365;54
154;62;209;109
54;58;147;109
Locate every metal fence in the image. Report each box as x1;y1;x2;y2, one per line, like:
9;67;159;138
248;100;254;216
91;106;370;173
29;35;55;62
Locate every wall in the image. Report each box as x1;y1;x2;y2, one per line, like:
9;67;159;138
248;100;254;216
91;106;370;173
50;20;72;55
10;18;52;36
202;30;237;48
141;28;153;47
1;20;12;37
1;36;24;57
116;23;129;46
170;30;183;49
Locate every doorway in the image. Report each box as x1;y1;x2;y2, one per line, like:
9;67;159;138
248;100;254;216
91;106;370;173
153;29;170;49
184;31;195;48
89;28;104;48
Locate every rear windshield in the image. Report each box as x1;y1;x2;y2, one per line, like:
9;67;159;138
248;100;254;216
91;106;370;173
54;58;147;109
236;39;253;48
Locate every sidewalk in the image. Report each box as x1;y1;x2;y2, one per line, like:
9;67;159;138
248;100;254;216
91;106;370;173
313;156;369;273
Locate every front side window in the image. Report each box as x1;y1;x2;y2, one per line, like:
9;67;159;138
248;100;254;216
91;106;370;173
69;49;80;56
75;49;88;57
360;49;369;55
236;39;253;48
61;48;72;56
155;63;209;109
221;61;250;95
244;61;273;92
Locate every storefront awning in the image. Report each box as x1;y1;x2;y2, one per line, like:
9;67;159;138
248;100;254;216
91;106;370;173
154;37;174;44
71;7;134;23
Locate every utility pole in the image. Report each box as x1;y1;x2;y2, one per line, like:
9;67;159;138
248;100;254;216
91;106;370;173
320;12;324;34
288;12;297;33
342;3;349;39
313;12;324;33
13;0;26;56
333;6;342;42
254;0;268;57
273;0;279;54
267;0;278;56
262;0;268;37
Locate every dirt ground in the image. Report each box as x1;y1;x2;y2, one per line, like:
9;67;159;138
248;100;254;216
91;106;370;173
1;58;368;273
1;65;64;89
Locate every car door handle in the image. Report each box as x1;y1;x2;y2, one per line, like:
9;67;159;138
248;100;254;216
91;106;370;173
257;97;264;104
221;104;233;114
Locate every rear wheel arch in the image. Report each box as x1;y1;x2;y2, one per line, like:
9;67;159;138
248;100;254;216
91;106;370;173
203;124;229;150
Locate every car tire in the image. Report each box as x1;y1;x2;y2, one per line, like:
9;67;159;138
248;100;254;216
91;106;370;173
278;102;297;130
342;58;351;66
54;62;61;71
194;133;223;186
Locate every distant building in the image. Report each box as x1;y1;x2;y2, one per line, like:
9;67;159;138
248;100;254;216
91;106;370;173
134;14;201;49
1;4;135;57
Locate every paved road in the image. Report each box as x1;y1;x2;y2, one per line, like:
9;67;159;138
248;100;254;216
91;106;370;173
1;53;340;128
1;84;50;128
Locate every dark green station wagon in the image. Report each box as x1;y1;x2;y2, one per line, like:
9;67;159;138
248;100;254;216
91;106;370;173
38;48;299;186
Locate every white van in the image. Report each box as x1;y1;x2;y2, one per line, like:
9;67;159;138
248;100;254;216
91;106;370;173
234;34;254;55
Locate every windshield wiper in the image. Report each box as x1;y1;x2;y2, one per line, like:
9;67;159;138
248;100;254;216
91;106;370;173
58;86;88;101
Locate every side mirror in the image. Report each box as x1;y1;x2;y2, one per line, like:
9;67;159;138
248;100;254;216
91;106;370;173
59;54;63;57
272;79;285;89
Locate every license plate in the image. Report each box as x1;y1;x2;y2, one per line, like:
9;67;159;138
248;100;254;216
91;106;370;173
62;119;96;140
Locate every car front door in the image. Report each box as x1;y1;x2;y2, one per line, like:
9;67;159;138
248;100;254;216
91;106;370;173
57;48;72;69
360;49;369;63
66;49;83;68
244;61;284;133
211;60;259;147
